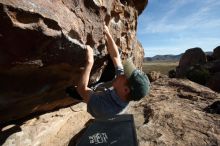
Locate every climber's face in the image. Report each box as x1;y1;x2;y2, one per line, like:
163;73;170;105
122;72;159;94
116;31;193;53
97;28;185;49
113;75;130;100
113;75;127;88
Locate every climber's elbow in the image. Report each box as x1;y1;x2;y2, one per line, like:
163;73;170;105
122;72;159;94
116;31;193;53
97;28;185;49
77;86;93;103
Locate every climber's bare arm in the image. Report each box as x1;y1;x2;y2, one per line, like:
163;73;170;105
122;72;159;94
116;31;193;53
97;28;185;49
104;25;123;68
77;45;94;103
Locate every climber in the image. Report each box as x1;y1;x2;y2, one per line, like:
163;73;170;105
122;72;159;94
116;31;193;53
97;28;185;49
66;25;150;118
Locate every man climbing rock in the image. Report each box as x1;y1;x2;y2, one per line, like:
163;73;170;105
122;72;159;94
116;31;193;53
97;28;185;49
66;25;150;118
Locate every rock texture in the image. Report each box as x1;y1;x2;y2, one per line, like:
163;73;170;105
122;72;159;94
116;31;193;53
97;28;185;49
1;77;220;146
147;71;161;82
176;47;207;77
1;103;92;146
0;0;147;123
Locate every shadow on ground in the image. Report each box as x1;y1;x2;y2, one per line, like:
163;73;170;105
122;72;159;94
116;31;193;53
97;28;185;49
68;119;94;146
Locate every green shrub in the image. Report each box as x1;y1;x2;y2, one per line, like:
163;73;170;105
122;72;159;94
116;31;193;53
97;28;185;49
168;69;176;78
186;65;210;85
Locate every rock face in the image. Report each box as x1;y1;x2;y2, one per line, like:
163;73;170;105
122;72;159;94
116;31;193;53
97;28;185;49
1;77;220;146
0;0;147;123
176;47;207;77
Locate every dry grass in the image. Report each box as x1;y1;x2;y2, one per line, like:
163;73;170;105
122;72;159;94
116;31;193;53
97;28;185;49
142;61;179;75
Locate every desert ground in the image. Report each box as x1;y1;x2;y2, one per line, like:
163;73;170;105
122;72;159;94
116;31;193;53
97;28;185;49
143;61;179;75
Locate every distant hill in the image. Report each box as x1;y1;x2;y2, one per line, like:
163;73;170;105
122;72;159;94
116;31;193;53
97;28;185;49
145;54;183;62
145;51;213;62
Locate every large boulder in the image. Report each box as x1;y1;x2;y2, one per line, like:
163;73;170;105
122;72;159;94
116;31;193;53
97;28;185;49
0;0;148;123
1;77;220;146
213;46;220;60
176;47;207;77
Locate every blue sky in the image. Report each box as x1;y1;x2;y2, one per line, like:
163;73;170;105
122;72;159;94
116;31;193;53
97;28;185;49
137;0;220;57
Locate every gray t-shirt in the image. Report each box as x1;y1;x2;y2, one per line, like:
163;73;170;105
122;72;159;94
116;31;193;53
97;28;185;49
87;67;128;118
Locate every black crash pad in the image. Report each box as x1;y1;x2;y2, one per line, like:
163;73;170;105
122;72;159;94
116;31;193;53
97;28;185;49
76;114;138;146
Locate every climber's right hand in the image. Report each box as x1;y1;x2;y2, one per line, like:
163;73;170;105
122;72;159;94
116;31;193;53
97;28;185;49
104;25;111;37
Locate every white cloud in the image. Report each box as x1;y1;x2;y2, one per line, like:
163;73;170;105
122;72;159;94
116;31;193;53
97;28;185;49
139;0;220;34
138;0;220;57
